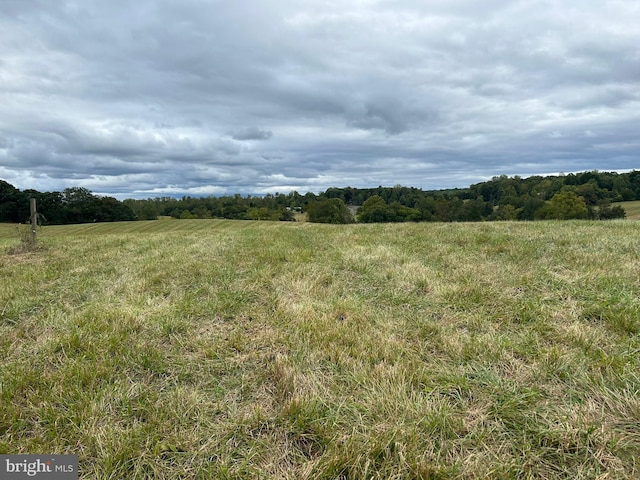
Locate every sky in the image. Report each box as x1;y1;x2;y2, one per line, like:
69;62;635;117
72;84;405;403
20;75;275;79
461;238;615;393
1;0;639;199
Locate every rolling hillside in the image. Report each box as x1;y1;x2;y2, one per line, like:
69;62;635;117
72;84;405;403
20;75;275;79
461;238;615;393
618;200;640;220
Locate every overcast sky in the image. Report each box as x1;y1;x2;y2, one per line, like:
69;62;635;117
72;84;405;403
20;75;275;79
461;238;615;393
1;0;638;198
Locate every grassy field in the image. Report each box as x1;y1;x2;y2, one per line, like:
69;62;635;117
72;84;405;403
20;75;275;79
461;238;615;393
618;200;640;220
1;219;639;479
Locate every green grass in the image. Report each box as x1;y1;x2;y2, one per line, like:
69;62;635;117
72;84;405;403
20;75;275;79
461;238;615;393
2;219;640;479
0;219;251;239
617;200;640;220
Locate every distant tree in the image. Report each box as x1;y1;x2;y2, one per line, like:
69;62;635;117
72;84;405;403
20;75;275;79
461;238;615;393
60;187;96;223
414;196;436;221
534;191;589;220
34;191;64;224
222;203;248;219
457;198;487;221
595;201;626;220
138;203;159;220
278;208;296;222
93;196;136;222
0;180;24;222
433;198;463;222
324;187;345;201
193;205;212;219
247;207;270;220
302;192;317;207
307;198;353;224
516;196;542;220
357;195;421;222
357;195;389;223
628;170;640;199
492;204;518;221
62;187;93;204
388;201;421;222
573;182;603;206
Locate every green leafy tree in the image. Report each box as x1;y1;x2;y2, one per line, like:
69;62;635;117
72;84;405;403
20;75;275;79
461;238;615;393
433;197;463;222
595;201;626;220
139;203;159;220
193;205;212;219
535;191;589;220
492;204;518;221
222;203;248;219
93;196;136;222
358;195;390;223
307;198;353;224
247;207;271;220
414;196;436;221
517;195;545;220
179;209;195;219
278;208;296;221
0;180;23;222
457;198;488;221
388;201;421;222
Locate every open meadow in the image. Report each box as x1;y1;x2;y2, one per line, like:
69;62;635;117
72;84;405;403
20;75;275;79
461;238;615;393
618;200;640;220
1;219;639;479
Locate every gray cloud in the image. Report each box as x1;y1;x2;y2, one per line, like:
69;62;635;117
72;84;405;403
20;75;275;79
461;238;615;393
231;127;274;141
0;0;638;198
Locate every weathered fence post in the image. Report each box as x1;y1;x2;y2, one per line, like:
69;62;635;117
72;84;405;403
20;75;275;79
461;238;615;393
30;197;37;243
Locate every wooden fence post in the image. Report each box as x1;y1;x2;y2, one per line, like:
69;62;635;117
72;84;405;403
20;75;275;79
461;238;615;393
30;197;37;243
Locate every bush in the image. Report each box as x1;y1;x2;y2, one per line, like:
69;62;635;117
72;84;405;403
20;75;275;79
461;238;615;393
7;224;43;254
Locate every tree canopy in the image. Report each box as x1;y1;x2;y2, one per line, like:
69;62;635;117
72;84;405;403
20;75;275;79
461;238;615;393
0;183;135;225
306;198;353;224
0;170;634;225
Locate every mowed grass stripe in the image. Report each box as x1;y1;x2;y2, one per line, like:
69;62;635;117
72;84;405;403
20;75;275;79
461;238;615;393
1;220;640;479
0;218;264;239
618;200;640;220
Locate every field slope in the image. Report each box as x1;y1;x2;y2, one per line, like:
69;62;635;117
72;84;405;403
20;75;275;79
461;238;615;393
1;220;640;479
618;200;640;220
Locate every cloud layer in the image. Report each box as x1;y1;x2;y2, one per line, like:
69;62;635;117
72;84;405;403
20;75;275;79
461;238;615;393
1;0;638;197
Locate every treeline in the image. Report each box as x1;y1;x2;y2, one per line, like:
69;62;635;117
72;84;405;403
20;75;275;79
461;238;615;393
0;181;135;224
334;170;632;223
1;170;635;225
124;170;634;223
122;193;303;222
